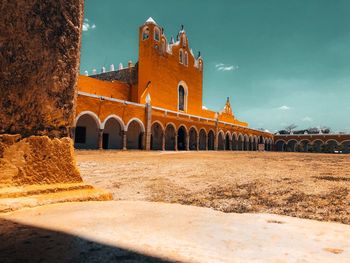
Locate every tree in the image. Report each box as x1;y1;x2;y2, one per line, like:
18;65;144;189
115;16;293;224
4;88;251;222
285;124;297;133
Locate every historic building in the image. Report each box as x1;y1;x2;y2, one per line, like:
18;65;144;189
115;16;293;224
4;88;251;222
74;17;273;151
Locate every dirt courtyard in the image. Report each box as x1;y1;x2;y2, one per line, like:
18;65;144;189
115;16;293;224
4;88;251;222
76;151;350;224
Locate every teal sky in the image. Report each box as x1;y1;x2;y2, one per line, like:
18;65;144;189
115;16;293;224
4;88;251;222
80;0;350;132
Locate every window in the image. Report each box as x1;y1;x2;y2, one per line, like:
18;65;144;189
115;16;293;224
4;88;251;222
179;49;183;64
184;51;188;66
142;27;149;40
154;27;160;41
178;85;185;111
75;126;86;143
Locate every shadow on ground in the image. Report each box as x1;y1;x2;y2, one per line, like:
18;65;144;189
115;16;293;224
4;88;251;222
0;218;173;263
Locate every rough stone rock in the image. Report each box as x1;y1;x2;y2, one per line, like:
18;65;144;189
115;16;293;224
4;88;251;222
0;136;82;187
0;0;84;138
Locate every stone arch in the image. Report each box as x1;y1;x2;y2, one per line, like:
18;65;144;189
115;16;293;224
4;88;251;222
225;132;232;150
311;139;325;153
151;121;164;150
231;132;238;151
286;139;298;152
165;123;176;150
207;130;215;150
126;118;145;150
325;139;340;153
218;130;225;150
340;140;350;154
243;134;249;151
102;116;124;149
189;127;198;150
248;135;254;151
199;129;207;150
237;133;244;151
296;140;310;152
74;112;100;149
177;125;188;150
275;140;286;152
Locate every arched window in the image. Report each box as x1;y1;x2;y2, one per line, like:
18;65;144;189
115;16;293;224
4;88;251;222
142;27;149;40
184;51;188;66
154;27;160;41
178;85;185;111
179;49;183;64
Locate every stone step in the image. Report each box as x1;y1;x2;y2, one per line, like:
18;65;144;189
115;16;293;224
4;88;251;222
0;185;112;213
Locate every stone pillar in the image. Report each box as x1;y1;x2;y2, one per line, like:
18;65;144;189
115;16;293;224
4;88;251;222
145;102;152;151
122;131;127;150
162;133;165;151
0;1;85;187
98;129;103;150
186;134;190;151
175;135;178;151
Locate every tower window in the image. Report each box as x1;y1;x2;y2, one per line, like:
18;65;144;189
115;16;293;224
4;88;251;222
154;27;160;41
184;51;188;66
142;27;150;40
179;49;183;64
178;85;186;111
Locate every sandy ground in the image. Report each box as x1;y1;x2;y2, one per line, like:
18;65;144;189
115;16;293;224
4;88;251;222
76;150;350;224
1;201;349;263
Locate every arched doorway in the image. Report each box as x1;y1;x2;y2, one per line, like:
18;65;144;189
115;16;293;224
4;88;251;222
225;133;231;150
275;140;286;152
177;126;187;150
102;117;123;149
199;129;207;150
237;134;244;151
165;124;176;150
218;132;225;150
208;130;215;150
151;122;163;150
232;134;238;150
74;113;99;149
312;140;324;153
189;128;198;150
244;135;249;151
286;140;297;152
249;136;254;151
126;120;144;149
325;140;340;153
341;141;350;154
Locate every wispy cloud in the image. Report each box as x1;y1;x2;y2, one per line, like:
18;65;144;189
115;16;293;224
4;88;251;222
278;105;290;110
215;63;239;72
83;18;96;32
302;116;313;122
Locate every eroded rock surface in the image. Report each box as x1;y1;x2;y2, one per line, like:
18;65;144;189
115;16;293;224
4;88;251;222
0;0;84;137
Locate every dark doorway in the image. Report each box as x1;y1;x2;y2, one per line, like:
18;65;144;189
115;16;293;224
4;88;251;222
177;126;187;150
102;133;109;149
225;134;230;150
208;130;215;150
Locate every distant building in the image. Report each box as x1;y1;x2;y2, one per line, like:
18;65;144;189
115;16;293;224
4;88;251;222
73;18;349;154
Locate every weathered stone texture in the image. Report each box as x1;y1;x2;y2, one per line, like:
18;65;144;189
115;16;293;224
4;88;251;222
0;0;84;138
0;136;82;187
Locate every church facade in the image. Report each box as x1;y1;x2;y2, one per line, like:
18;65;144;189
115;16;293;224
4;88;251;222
73;17;274;151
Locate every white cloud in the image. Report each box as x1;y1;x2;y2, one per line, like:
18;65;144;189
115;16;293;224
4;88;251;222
215;63;239;72
302;116;313;122
278;105;290;110
202;105;208;110
83;18;96;32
